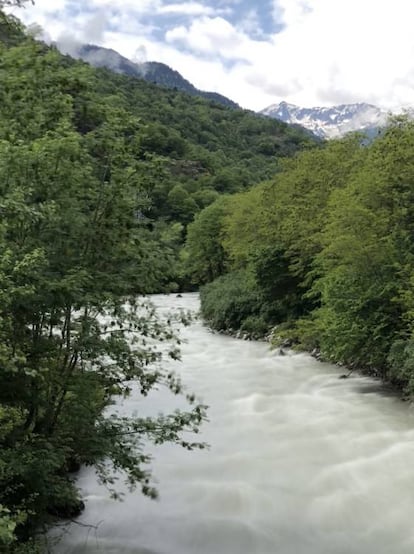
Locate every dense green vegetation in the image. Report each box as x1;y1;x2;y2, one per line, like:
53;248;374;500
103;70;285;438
0;7;315;550
196;119;414;395
92;72;315;230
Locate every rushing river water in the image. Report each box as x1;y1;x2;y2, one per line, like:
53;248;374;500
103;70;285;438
50;293;414;554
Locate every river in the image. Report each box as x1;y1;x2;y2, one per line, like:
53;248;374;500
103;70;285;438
49;293;414;554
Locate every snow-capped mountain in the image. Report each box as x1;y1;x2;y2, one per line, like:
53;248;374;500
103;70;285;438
260;101;389;139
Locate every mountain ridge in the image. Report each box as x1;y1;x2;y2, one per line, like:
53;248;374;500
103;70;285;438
260;101;389;138
60;42;392;139
61;43;239;110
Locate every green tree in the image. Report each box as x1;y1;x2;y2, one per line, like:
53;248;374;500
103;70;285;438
185;196;231;284
308;119;414;372
167;184;198;223
0;35;207;549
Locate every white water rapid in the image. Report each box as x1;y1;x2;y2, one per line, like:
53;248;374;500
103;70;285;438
50;293;414;554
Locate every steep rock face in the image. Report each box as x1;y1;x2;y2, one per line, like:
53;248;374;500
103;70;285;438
70;44;239;109
260;101;389;138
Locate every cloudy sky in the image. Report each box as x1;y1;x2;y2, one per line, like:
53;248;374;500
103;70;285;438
8;0;414;111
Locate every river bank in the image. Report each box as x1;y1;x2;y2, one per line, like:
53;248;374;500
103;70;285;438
209;319;409;400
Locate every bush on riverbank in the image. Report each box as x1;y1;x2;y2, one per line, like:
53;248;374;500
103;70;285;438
200;269;266;334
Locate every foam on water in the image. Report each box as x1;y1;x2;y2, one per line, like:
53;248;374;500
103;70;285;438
49;293;414;554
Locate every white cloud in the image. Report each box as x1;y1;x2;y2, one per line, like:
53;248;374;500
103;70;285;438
90;0;161;13
157;2;223;16
236;8;262;37
165;16;244;56
9;0;414;112
264;0;414;109
82;10;106;44
272;0;313;27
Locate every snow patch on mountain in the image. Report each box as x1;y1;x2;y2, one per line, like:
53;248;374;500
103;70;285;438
260;101;389;138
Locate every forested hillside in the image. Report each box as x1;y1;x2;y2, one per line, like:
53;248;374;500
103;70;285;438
195;118;414;394
0;7;316;551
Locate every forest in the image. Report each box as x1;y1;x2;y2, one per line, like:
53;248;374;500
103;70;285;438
0;7;314;551
196;121;414;392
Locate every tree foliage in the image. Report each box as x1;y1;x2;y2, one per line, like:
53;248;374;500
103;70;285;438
196;137;366;333
0;16;219;550
194;120;414;396
184;196;232;284
88;67;316;230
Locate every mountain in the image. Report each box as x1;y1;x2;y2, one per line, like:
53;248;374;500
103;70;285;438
68;44;239;109
260;101;389;139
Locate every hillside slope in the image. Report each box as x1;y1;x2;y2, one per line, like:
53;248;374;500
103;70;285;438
67;43;240;109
